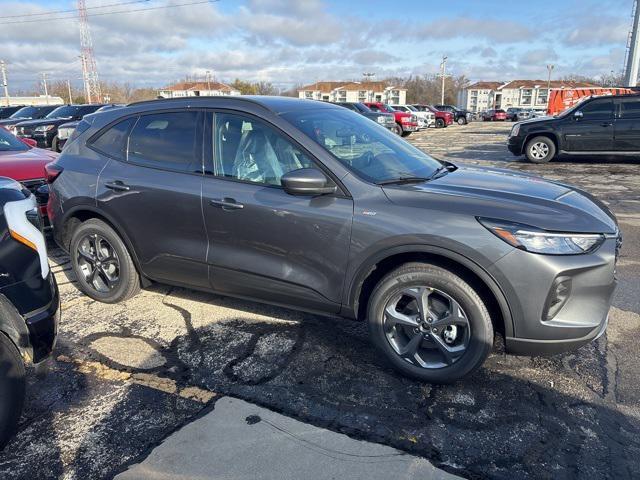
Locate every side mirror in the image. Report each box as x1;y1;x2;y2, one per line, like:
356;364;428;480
281;168;337;196
21;137;37;148
574;110;583;120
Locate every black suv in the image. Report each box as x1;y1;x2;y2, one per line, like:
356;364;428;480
508;94;640;163
0;105;60;128
334;102;397;133
434;104;471;125
48;96;618;383
0;178;59;448
14;104;103;151
0;106;24;120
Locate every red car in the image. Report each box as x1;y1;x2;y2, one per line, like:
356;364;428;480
481;109;507;121
363;102;418;137
0;126;58;220
412;105;453;128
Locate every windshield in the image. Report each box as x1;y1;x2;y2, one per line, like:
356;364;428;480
9;106;39;119
406;105;418;111
45;105;83;119
280;108;442;184
0;128;28;152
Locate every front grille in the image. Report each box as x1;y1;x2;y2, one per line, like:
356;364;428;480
20;179;47;205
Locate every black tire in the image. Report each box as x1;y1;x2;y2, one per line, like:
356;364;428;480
70;219;141;303
525;135;556;163
401;130;412;137
51;136;59;153
367;263;493;383
435;118;445;128
457;117;467;125
391;124;402;136
0;333;25;450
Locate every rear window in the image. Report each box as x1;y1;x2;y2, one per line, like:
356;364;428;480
89;118;135;160
619;98;640;119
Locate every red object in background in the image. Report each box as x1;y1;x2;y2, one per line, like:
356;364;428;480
21;137;37;148
425;105;454;125
363;102;419;130
547;88;638;115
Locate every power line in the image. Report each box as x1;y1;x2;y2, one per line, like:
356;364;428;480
0;0;218;25
1;0;150;19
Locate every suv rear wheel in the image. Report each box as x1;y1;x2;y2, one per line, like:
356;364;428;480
457;117;467;125
367;263;493;383
435;118;445;128
525;136;556;163
0;333;25;449
70;219;141;303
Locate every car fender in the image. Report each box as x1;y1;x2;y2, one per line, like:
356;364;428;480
344;241;515;337
0;294;32;362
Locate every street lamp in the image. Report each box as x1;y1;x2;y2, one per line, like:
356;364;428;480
546;64;554;92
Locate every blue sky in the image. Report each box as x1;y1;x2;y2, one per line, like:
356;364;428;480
0;0;632;91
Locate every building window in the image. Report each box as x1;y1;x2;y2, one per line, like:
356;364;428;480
537;89;548;105
337;90;347;102
520;89;532;105
358;90;367;102
304;91;313;99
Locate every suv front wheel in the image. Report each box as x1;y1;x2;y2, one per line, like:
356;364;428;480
0;333;25;449
70;219;141;303
367;263;493;383
525;136;556;163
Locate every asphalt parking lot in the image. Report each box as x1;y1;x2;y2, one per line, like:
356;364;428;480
1;121;639;480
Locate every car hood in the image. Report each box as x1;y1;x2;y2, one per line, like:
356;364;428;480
382;165;617;234
516;116;556;126
0;148;58;181
15;118;71;127
0;118;30;126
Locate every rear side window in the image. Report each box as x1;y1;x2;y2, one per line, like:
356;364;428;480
127;111;201;173
619;98;640;119
90;118;135;160
579;99;613;120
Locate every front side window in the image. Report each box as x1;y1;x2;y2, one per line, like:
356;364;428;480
280;108;441;184
213;113;314;186
127;111;201;173
579;99;614;120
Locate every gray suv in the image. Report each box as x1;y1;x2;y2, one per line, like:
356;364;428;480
46;97;619;383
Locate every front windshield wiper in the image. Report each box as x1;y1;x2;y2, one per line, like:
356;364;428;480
376;176;430;186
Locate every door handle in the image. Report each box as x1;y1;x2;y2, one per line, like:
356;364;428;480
105;181;130;192
601;122;612;127
209;197;244;210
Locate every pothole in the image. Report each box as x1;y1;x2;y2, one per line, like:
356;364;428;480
90;336;166;369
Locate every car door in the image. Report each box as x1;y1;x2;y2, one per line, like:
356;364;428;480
201;111;354;313
613;96;640;151
561;98;614;152
95;110;210;288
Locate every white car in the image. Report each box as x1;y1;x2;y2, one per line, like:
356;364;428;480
391;105;435;129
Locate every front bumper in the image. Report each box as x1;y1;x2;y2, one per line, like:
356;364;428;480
490;236;618;356
24;273;59;363
507;135;524;155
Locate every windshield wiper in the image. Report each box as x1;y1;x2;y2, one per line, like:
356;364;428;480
376;176;430;185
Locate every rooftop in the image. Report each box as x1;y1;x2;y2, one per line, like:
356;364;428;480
298;81;406;93
159;81;239;93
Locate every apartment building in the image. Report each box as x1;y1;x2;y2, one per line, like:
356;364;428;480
158;81;240;98
298;81;407;104
459;80;599;112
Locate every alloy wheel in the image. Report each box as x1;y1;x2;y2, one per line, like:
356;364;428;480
383;286;470;369
530;142;550;160
76;233;120;293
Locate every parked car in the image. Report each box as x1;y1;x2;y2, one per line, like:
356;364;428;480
363;102;418;136
481;109;507;121
434;104;471;125
0;177;59;449
48;96;619;383
14;104;103;151
505;108;532;122
508;94;638;163
0;106;24;120
390;105;435;129
56;104;124;151
333;102;397;133
0;125;58;222
412;105;453;128
0;105;60;128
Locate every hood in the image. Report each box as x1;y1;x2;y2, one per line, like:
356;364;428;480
0;148;58;181
516;116;556;127
0;118;30;126
15;118;71;128
382;165;617;234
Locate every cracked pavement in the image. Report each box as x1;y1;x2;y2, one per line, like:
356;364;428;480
0;121;638;479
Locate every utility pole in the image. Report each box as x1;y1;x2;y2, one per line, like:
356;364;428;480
362;72;375;82
205;70;211;94
41;73;49;105
439;55;448;104
546;64;555;91
66;79;73;104
0;60;9;107
624;0;640;86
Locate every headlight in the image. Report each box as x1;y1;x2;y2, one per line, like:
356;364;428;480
34;124;55;132
58;127;74;140
510;124;520;137
478;218;605;255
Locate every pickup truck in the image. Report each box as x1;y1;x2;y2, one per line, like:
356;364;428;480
363;102;418;137
411;105;453;128
434;104;471;125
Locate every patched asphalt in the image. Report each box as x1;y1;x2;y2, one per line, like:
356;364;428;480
1;122;638;480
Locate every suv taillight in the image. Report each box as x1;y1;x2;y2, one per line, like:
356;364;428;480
44;162;63;184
